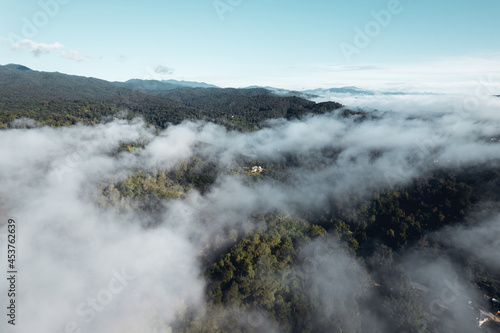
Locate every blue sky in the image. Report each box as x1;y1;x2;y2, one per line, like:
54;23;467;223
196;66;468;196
0;0;499;92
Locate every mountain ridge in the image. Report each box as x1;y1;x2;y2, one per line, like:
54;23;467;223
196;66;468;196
0;64;345;130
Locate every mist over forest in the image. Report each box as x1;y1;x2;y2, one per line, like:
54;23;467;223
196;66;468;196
0;64;500;333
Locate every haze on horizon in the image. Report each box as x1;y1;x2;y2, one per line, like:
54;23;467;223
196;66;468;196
0;0;499;93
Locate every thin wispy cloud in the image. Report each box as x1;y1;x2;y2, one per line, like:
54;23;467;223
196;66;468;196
2;38;95;63
331;65;386;72
60;50;93;62
154;65;174;75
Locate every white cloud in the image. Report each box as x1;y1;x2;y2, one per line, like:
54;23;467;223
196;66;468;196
10;39;64;56
154;65;174;75
60;49;93;62
3;38;95;62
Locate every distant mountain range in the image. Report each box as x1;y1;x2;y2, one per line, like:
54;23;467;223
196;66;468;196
302;87;442;96
244;85;441;97
0;64;443;99
116;79;218;92
163;79;219;89
303;86;376;95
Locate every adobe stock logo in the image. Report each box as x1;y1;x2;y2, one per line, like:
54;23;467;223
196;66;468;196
60;267;136;333
6;0;71;43
52;140;98;183
339;0;404;63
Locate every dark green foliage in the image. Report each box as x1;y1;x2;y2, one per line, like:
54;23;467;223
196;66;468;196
183;213;322;332
360;176;474;249
0;99;120;128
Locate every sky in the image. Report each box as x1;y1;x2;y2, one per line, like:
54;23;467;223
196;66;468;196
0;0;499;92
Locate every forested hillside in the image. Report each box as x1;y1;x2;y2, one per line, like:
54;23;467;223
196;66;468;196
0;64;342;130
